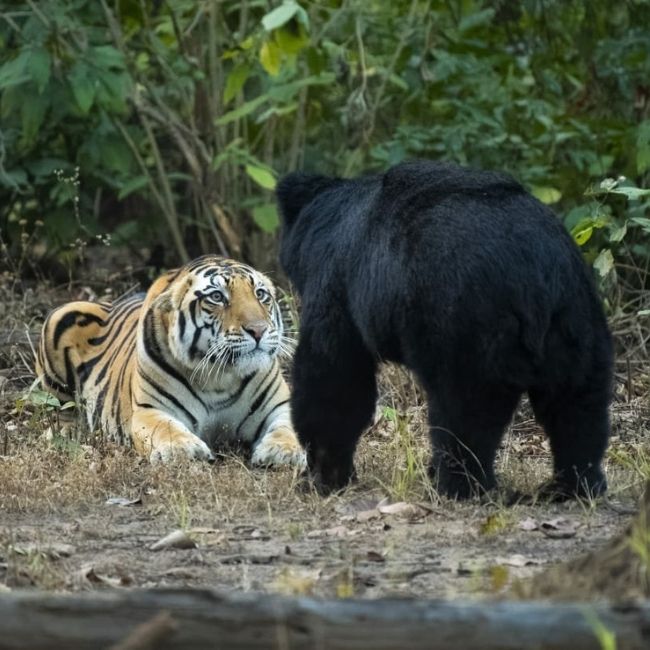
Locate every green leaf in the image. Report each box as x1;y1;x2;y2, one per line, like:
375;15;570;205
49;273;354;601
274;25;309;55
631;217;650;233
95;70;129;113
245;164;276;190
252;203;279;232
609;186;650;200
0;168;28;189
587;155;614;177
117;175;149;199
573;225;594;246
215;94;269;126
26;158;69;179
267;72;335;101
215;72;335;125
91;45;126;70
224;63;251;105
28;47;51;93
0;50;30;89
636;120;650;175
608;222;627;243
531;186;562;204
21;91;47;144
99;137;132;172
257;101;298;122
458;8;495;33
382;406;398;422
593;249;614;278
69;62;96;114
571;217;607;246
26;389;61;408
260;40;282;76
262;2;300;31
387;73;409;91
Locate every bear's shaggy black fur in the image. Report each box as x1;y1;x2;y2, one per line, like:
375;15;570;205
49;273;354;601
276;160;613;500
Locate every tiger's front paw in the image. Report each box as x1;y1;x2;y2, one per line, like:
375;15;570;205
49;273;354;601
251;428;307;469
150;434;215;464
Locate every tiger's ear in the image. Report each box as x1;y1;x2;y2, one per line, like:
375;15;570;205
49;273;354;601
276;172;339;227
153;291;173;313
258;272;277;297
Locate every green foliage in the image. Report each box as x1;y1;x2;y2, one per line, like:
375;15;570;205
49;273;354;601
0;0;648;273
567;176;650;293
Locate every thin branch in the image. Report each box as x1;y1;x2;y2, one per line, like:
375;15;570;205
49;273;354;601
113;119;188;262
366;0;427;140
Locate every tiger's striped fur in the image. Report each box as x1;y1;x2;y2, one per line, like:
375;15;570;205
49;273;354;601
35;255;306;467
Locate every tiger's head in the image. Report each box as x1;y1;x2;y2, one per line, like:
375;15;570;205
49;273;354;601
145;255;289;382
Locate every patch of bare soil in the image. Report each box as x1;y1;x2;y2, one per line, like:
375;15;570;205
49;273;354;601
1;275;649;601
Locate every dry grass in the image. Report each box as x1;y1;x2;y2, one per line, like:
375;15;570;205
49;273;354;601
1;270;649;599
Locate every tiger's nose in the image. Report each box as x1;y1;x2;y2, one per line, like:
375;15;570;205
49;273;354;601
243;321;268;343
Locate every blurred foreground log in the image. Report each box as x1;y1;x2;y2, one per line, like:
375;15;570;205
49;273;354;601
0;589;649;650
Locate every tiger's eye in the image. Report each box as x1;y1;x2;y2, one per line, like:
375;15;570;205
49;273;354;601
207;290;226;304
256;287;269;300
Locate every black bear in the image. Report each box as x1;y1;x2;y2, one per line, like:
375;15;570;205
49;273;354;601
276;160;613;500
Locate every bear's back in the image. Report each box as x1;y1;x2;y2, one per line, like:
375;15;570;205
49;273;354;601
377;160;524;217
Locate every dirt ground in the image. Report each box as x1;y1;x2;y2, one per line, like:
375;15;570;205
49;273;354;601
0;271;649;601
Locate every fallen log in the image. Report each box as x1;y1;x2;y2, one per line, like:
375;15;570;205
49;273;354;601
0;589;649;650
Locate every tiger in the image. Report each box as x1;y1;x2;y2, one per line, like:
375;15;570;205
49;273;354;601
34;254;306;468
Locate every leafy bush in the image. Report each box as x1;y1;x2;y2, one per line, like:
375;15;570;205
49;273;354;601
0;0;648;275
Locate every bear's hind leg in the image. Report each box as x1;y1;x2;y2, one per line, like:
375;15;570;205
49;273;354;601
426;382;521;499
529;384;609;500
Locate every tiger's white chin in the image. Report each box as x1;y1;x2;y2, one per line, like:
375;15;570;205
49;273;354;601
232;349;276;376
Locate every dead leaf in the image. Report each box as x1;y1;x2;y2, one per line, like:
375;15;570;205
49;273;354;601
377;501;431;520
356;508;381;522
496;554;542;567
540;517;581;539
518;517;539;531
150;530;197;551
186;528;225;546
75;565;132;588
366;550;385;563
105;496;142;507
230;525;270;541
